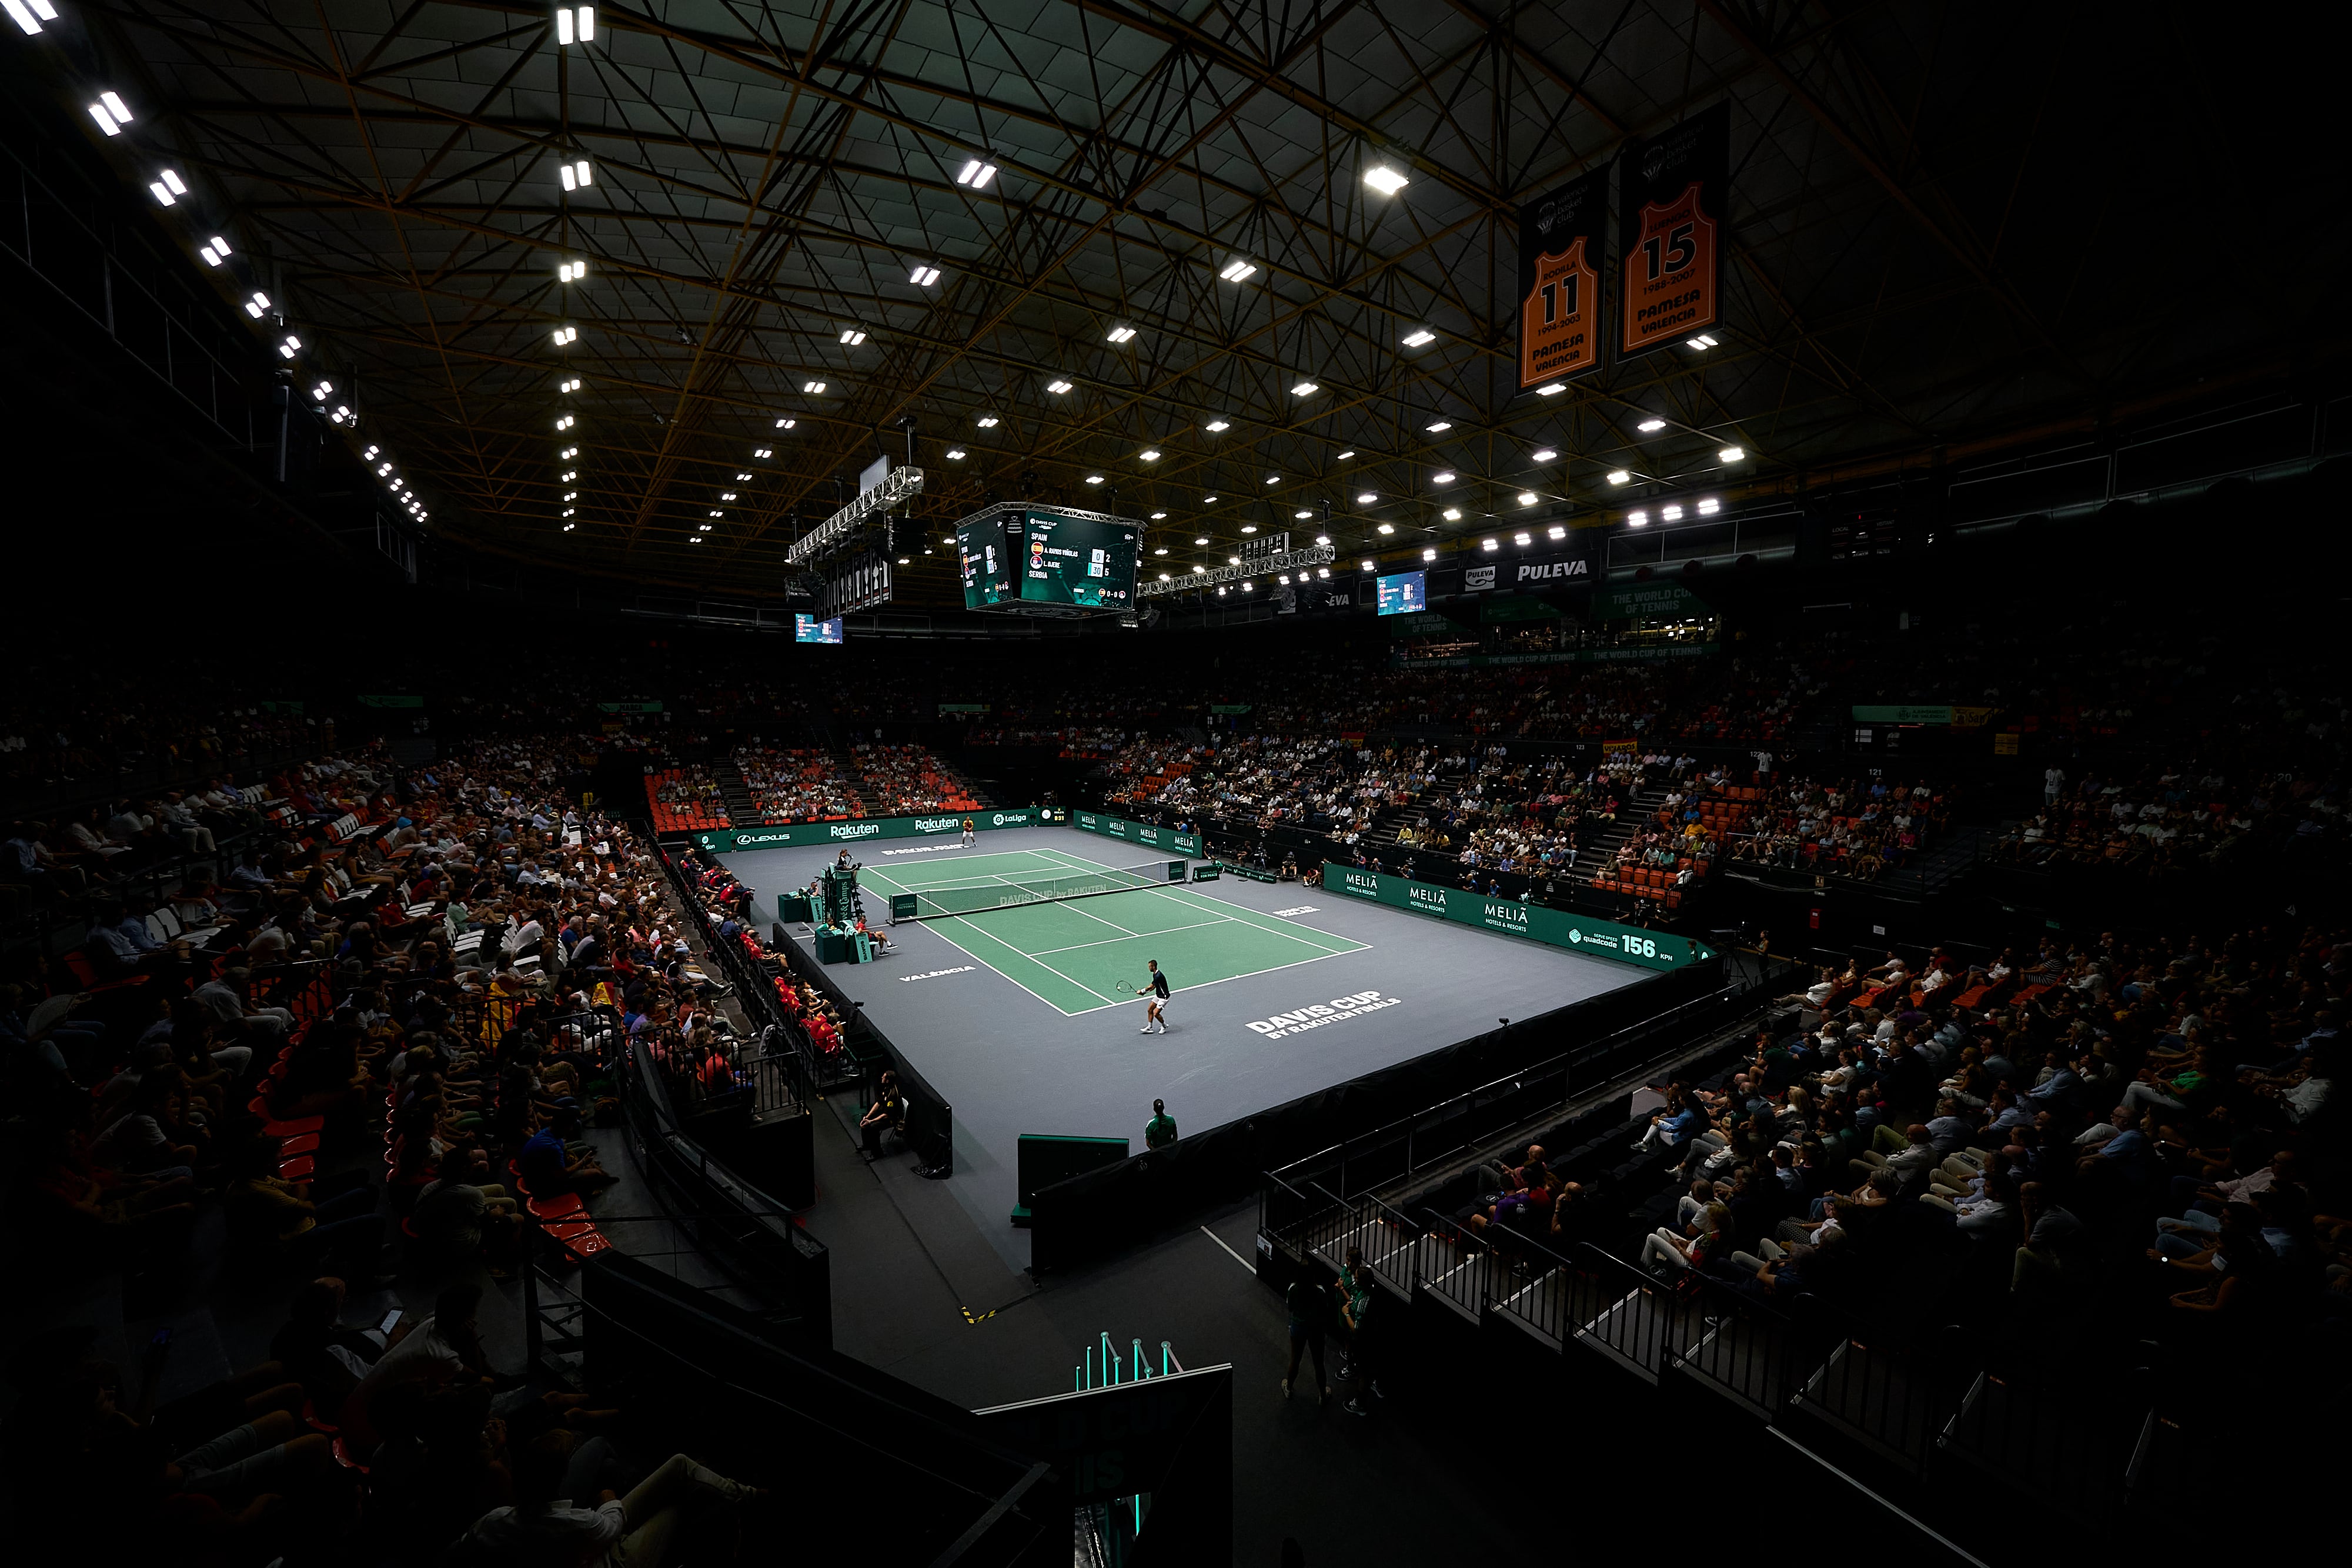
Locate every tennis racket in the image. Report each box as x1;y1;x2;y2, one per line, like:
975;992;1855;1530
1115;981;1138;994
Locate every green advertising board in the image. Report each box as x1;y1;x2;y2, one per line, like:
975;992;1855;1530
1070;810;1202;858
1593;580;1710;622
1395;643;1718;670
1322;862;1713;973
691;807;1044;854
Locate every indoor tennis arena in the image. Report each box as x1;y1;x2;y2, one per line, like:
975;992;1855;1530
1;3;2341;1566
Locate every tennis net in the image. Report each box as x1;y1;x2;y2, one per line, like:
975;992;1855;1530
892;859;1187;920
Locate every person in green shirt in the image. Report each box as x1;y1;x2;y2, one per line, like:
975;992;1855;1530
1144;1098;1178;1150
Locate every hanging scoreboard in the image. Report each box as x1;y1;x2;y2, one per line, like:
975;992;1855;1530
956;504;1141;617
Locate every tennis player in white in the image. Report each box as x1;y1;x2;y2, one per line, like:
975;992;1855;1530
1138;959;1171;1034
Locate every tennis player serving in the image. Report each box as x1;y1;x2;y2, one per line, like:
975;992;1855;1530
1137;959;1171;1035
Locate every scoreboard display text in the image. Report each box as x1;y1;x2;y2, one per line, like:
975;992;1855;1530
960;510;1139;612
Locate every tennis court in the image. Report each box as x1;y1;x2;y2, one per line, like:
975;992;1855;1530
856;844;1369;1015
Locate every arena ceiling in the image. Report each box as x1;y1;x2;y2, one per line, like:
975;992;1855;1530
54;0;2342;600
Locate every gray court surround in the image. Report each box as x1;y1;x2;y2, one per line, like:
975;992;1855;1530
720;826;1646;1269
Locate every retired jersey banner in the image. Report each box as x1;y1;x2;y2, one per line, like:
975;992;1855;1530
1618;102;1729;358
1518;166;1610;388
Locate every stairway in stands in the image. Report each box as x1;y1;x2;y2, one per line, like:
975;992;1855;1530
716;755;760;827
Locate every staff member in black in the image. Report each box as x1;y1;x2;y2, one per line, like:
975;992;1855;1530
1137;959;1171;1035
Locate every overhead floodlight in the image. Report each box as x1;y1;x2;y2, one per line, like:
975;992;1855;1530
1696;497;1721;516
556;6;571;44
1278;573;1289;585
1318;567;1330;577
276;335;300;358
1687;333;1718;350
1718;444;1745;463
1154;547;1168;556
563;507;576;517
1425;420;1451;433
556;414;575;431
775;417;795;429
1219;259;1256;282
8;0;61;36
1201;496;1217;504
1314;533;1331;546
1045;379;1073;394
753;446;772;457
1401;329;1434;347
89;101;127;136
1241;524;1257;534
736;472;751;480
1204;419;1230;432
1140;449;1161;462
1514;532;1532;546
1422;547;1437;560
558;259;587;282
839;329;866;345
709;509;723;517
244;292;270;318
803;380;827;394
975;414;1000;427
552;325;577;345
564;492;577;502
561;446;579;459
1337;449;1355;459
149;173;183;206
910;264;941;286
1534;382;1566;396
1264;475;1278;485
310;380;333;400
1227;556;1241;566
1432;471;1454;484
720;492;737;501
1159;571;1171;581
1362;163;1409;196
1106;325;1137;343
1291;381;1319;396
1192;564;1205;573
1355;491;1377;503
1532;447;1558;462
559;376;581;393
1293;510;1312;520
1518;492;1538;506
1150;511;1167;520
1481;537;1498;551
200;238;230;266
1636;417;1666;432
954;159;998;188
562;470;577;482
1085;474;1105;485
1442;507;1462;521
1606;469;1631;485
1192;535;1209;544
1662;503;1684;521
1377;523;1394;535
1548;524;1567;539
1359;559;1377;573
1628;509;1649;526
946;447;967;460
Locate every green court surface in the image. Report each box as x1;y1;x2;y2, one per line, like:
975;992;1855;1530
856;845;1369;1015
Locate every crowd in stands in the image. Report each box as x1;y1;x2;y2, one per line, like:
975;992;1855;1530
1997;761;2345;877
733;746;863;824
2;737;777;1565
1585;924;2349;1375
646;767;729;834
1719;774;1954;881
847;744;979;815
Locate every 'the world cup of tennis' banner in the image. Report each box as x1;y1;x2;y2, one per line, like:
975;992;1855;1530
1070;811;1202;857
1618;102;1729;359
1518;165;1611;389
1322;863;1712;973
687;808;1040;853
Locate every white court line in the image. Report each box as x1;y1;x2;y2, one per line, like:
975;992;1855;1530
1140;885;1369;957
1055;944;1368;1017
903;912;1115;1011
1027;917;1233;956
1201;1226;1255;1275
